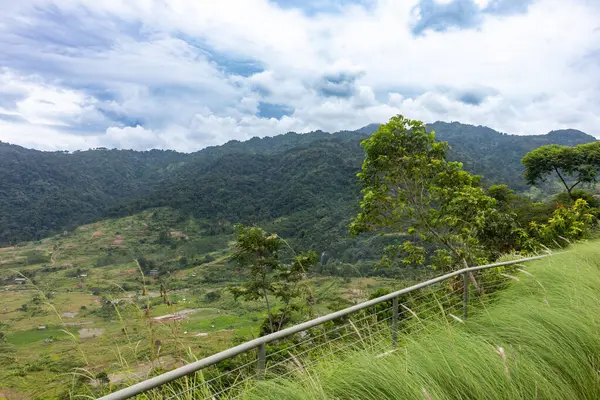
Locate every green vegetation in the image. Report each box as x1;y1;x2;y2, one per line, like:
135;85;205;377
351;116;496;272
0;122;595;247
523;141;600;197
0;115;598;399
242;243;600;400
0;208;402;399
5;326;71;346
351;116;596;269
228;226;317;334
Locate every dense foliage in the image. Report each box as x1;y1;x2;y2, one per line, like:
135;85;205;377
0;142;186;243
350;116;598;271
0;122;595;250
350;116;495;271
522;142;600;197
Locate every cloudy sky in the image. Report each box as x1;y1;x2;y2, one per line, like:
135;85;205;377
0;0;599;151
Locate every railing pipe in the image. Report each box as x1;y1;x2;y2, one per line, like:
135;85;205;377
98;253;551;400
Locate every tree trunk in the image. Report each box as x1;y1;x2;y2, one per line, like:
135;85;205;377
554;167;575;199
262;275;274;334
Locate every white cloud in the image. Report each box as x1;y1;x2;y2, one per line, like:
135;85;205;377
104;125;163;150
17;87;94;126
0;69;105;127
473;0;491;7
0;0;598;151
0;120;95;150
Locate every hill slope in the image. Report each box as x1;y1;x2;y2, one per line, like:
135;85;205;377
243;244;600;400
0;122;595;245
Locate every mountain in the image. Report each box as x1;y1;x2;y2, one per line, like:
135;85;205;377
0;142;187;243
428;123;597;189
0;122;595;246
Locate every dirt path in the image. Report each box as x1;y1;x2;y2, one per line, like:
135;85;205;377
50;245;60;267
152;308;203;322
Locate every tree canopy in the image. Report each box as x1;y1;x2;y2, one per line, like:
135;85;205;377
350;115;496;271
228;225;317;334
522;142;600;197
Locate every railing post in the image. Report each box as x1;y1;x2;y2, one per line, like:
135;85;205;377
257;343;266;380
392;295;398;348
463;272;469;320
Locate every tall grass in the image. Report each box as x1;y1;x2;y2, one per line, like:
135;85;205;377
239;243;600;400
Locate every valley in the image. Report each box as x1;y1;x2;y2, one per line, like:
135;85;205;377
0;208;404;399
0;119;598;399
2;2;598;398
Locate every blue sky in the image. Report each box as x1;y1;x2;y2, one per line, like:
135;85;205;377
0;0;598;151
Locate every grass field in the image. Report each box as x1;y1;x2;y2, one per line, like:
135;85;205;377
2;210;598;399
237;243;600;399
0;208;404;399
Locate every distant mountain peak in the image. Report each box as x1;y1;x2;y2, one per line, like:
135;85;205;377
354;123;381;134
546;129;596;141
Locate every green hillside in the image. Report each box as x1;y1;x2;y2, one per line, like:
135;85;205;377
1;118;599;399
1;122;595;246
0;208;408;399
242;242;600;400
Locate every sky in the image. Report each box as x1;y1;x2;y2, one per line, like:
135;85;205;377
0;0;599;152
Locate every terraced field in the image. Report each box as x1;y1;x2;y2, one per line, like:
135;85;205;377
0;208;400;399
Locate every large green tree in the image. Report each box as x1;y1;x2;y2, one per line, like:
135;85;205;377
522;142;600;198
228;225;317;334
350;115;496;274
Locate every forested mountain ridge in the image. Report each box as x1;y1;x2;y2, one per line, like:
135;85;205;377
429;123;596;189
0;142;188;242
0;122;595;245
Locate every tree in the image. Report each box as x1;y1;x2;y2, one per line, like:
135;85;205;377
522;142;600;198
487;184;514;209
350;115;496;276
204;290;221;302
228;225;317;334
476;185;522;256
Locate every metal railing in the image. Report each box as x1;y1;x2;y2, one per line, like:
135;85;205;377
98;254;550;400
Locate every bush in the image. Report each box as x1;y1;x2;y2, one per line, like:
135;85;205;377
204;291;221;302
24;251;50;265
522;199;595;250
